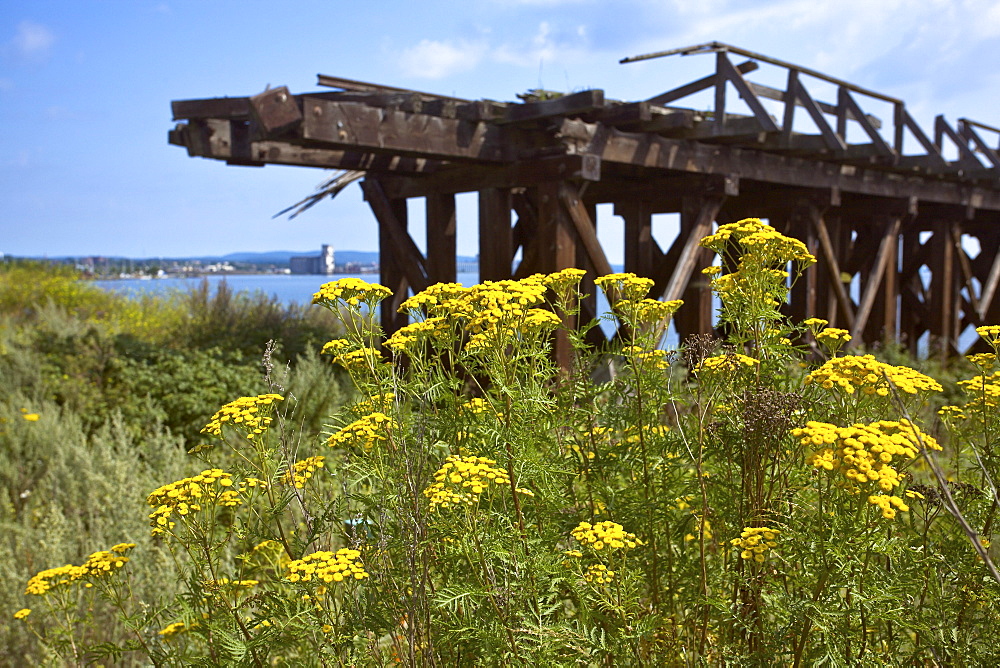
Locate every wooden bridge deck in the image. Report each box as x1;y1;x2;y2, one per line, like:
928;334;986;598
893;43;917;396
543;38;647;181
169;42;1000;357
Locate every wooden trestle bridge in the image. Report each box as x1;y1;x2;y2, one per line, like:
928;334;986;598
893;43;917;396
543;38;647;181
170;42;1000;357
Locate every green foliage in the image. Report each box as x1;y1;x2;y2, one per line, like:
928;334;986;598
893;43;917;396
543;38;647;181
8;225;1000;665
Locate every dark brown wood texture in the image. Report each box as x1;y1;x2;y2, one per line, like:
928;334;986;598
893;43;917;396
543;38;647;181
170;44;1000;355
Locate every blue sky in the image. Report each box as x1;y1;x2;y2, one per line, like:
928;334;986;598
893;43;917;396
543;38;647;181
3;0;1000;261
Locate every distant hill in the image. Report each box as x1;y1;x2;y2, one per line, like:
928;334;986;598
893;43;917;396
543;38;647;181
28;250;477;266
217;250;479;265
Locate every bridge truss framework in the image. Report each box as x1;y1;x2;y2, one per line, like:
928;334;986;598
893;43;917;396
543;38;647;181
169;42;1000;358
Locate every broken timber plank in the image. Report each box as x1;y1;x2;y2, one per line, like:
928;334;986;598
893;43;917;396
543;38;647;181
499;89;605;125
302;99;506;162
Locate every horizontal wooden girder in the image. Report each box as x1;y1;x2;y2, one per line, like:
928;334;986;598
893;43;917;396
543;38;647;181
557;119;1000;211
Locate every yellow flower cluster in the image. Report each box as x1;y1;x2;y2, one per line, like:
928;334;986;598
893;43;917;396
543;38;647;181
594;273;654;301
146;469;243;536
584;563;615;584
21;408;40;422
541;267;587;293
351;393;395;416
285;549;369;583
940;369;1000;421
967;353;997;370
803;317;828;329
321;339;385;371
397;282;469;316
384;316;450;353
622;345;671;370
389;270;601;355
867;494;909;519
684;515;713;543
200;394;284;438
287;456;325;489
24;564;89;596
520;308;563;333
699;218;815;267
976;325;1000;347
794;419;939;510
805;355;942;396
423;454;515;511
816;327;851;343
460;279;549;351
614;298;684;324
81;543;136;578
13;608;30;620
571;521;642;551
327;412;396;451
24;543;135;596
458;397;503;418
622;424;672;446
696;353;759;375
731;527;780;562
312;277;392;307
158;621;190;638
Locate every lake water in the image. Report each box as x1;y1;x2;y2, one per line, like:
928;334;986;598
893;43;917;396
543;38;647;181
91;273;481;308
90;272;678;344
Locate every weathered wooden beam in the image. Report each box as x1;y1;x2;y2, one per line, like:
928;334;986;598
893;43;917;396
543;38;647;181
587;102;652;127
557;120;1000;210
558;183;614;277
672;196;721;340
662;197;720;303
979;238;1000;321
499;89;605;125
302;99;507;162
426;193;457;284
316;74;471;102
751;79;882;130
718;52;780;133
837;89;893;157
249;86;302;135
950;225;982;322
537;181;576;368
172;120;447;173
172;97;251;121
786;76;847;152
935;115;984;171
928;220;958;357
812;211;857;326
616;200;658;279
377;154;600;199
478;188;513;281
850;216;901;340
361;179;429;294
645;60;758;107
959;120;1000;169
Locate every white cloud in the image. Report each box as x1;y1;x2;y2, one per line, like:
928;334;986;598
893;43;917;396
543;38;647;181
399;39;487;79
9;20;55;61
493;21;563;67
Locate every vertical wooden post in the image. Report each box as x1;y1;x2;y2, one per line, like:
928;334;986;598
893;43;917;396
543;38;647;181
928;219;957;356
673;196;718;341
788;202;818;325
618;200;655;279
378;194;410;335
426;193;456;285
537;181;576;368
899;223;924;355
478;188;513;282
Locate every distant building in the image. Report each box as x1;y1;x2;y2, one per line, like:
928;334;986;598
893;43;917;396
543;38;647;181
290;244;335;275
